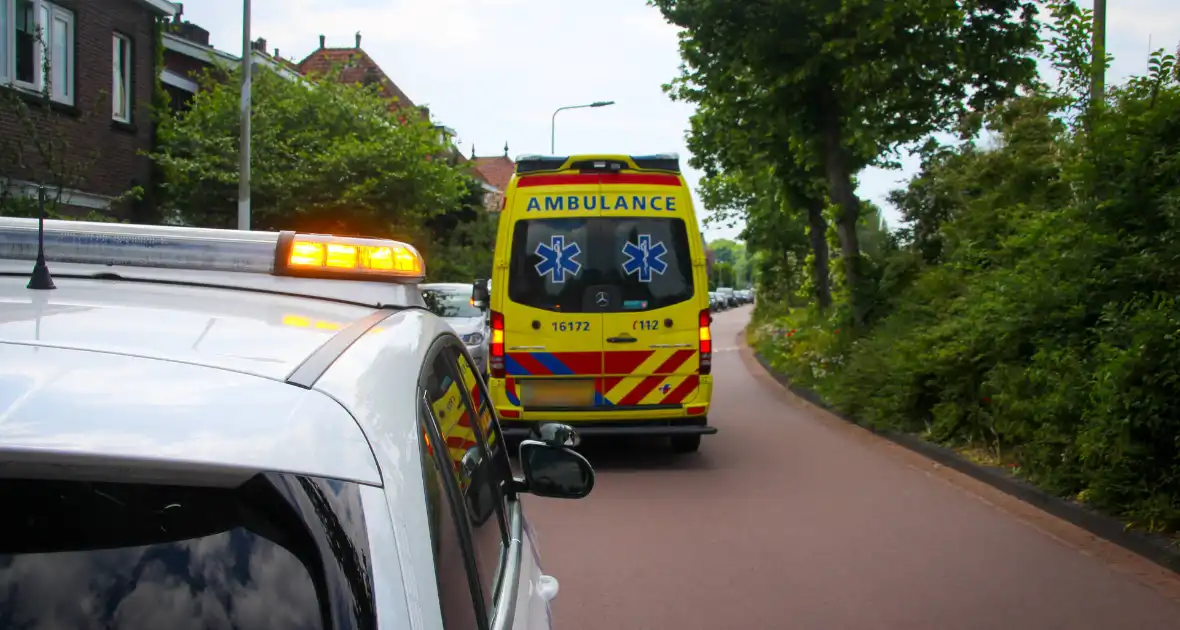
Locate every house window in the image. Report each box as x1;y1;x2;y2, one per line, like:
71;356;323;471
112;33;132;122
3;0;73;105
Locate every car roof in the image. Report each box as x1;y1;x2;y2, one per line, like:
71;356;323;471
0;272;384;381
0;219;447;487
0;333;383;486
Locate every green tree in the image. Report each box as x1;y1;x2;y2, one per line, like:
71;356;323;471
151;66;465;237
653;0;1042;323
422;177;499;282
753;6;1180;533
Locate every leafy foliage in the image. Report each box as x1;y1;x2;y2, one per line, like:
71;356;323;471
753;8;1180;533
151;66;466;237
654;0;1042;322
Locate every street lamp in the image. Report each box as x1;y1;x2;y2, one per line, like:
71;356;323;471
238;0;252;230
550;101;615;154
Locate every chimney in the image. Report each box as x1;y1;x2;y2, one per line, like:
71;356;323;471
503;142;509;156
274;48;280;59
355;31;362;48
173;22;210;46
471;145;476;159
253;37;267;53
319;34;325;49
173;3;183;22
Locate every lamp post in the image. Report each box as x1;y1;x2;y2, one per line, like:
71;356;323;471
238;0;252;230
550;101;615;154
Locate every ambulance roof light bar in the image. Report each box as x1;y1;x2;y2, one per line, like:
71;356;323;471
0;217;426;283
515;153;682;175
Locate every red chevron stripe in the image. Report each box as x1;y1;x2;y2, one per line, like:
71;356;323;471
510;352;551;376
551;351;602;375
661;374;700;404
604;350;655;375
600;376;625;394
616;350;696;406
446;436;476;450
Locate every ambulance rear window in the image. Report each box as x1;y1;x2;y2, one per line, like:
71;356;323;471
508;217;695;313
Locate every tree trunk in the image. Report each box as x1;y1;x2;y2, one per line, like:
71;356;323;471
820;114;864;323
805;199;832;310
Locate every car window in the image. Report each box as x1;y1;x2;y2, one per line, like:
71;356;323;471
450;345;514;515
422;348;508;623
418;395;485;630
0;473;376;630
508;217;695;312
424;289;483;319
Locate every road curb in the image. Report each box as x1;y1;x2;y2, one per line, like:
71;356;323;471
751;350;1180;576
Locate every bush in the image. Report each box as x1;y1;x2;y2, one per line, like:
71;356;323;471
754;63;1180;533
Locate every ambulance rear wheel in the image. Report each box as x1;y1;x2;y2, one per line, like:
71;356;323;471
670;433;701;453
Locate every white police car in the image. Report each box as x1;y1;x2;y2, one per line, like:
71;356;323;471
0;216;595;630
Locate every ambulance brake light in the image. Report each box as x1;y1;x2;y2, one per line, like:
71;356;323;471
699;308;712;375
489;310;506;379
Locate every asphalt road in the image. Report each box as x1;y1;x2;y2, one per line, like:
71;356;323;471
522;305;1180;630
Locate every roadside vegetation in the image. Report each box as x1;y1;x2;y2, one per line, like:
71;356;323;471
151;66;496;282
0;34;496;283
657;0;1180;536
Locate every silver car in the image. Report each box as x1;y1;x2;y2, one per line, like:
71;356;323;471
422;282;491;376
0;217;595;630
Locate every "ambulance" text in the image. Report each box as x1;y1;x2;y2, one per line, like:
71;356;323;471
525;195;678;212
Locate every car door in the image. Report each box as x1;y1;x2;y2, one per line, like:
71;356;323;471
597;216;704;409
451;345;557;630
503;214;604;409
420;340;513;630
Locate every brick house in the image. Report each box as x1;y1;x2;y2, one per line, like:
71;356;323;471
469;144;515;212
0;0;178;218
296;32;423;119
160;6;299;114
295;33;503;208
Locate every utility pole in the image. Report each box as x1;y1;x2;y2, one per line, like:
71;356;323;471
1091;0;1107;106
237;0;252;230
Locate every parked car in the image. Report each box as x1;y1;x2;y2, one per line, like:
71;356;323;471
422;282;491;376
717;287;737;308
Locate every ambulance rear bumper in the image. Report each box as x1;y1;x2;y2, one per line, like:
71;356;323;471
499;418;717;439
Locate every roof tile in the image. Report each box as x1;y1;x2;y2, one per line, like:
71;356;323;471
296;47;419;114
470;156;515;192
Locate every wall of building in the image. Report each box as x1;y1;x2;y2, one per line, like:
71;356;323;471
0;0;159;218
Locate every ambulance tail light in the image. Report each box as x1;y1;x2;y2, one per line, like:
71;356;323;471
698;308;712;375
490;310;506;379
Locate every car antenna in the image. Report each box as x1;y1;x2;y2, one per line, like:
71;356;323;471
27;185;56;290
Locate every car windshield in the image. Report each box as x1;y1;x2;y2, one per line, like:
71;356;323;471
424;289;482;318
507;217;695;313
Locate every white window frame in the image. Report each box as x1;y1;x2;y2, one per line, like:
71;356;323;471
112;33;132;122
0;0;8;83
3;0;73;105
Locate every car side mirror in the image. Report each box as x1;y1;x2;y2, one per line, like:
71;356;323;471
517;441;595;499
472;278;490;310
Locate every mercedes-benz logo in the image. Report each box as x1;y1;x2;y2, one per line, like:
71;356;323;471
595;292;609;307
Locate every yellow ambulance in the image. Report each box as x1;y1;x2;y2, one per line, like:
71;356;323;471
472;154;717;453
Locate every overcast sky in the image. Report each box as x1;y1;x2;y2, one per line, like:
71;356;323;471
184;0;1180;242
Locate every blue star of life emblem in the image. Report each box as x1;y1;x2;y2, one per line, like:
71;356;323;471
535;235;582;283
621;234;668;283
660;383;672;394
